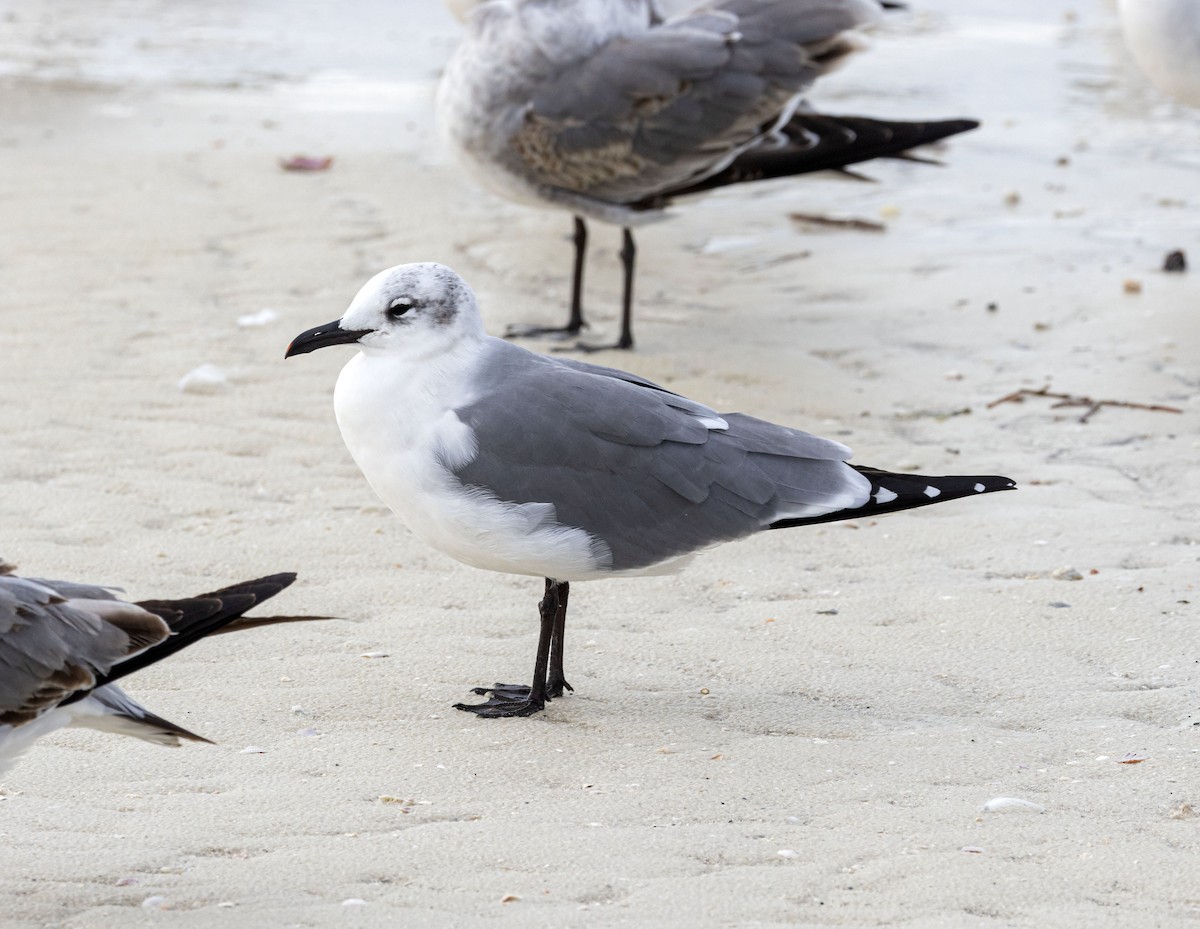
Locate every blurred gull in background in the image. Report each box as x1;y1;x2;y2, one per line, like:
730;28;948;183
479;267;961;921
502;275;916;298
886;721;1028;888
437;0;979;349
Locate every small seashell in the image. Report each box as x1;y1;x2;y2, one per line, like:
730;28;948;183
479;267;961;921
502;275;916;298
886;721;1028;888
360;651;390;659
342;898;368;906
178;363;228;394
500;894;520;904
961;845;985;854
700;234;759;255
981;797;1045;814
236;308;279;328
240;746;266;754
141;896;169;910
1123;278;1143;294
115;876;138;886
281;155;334;172
296;727;319;737
777;849;798;858
1163;250;1187;273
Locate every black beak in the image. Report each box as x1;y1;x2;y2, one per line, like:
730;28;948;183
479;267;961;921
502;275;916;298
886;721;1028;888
285;320;372;358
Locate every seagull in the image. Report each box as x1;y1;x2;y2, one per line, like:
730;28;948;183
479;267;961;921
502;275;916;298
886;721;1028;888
1118;0;1200;106
0;570;302;776
437;0;980;349
286;262;1015;718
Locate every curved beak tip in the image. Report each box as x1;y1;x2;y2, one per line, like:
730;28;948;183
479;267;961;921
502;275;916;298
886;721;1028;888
285;320;370;359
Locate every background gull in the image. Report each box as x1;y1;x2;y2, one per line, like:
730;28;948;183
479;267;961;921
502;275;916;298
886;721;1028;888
0;569;302;777
286;262;1015;718
1118;0;1200;106
437;0;979;349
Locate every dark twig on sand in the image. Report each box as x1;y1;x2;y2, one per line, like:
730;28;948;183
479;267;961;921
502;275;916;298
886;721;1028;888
788;212;886;233
987;387;1183;423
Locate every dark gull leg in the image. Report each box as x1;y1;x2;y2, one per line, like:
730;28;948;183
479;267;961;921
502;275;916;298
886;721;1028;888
567;227;636;352
454;579;568;718
546;581;572;699
503;216;588;340
618;228;636;350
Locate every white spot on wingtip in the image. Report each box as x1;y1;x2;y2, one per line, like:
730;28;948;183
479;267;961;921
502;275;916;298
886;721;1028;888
699;416;728;430
923;486;940;498
974;482;986;492
874;487;898;505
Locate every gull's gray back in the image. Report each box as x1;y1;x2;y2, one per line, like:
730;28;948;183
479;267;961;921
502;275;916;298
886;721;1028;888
452;340;868;573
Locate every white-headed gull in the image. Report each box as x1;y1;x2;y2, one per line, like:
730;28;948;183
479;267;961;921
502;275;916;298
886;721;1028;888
287;262;1014;717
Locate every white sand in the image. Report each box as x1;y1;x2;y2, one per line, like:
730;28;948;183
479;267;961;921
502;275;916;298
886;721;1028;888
1;1;1198;925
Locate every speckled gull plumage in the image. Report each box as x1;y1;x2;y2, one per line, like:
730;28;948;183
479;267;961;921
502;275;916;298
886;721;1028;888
436;0;980;348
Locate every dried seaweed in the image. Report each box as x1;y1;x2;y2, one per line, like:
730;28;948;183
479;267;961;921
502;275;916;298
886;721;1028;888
987;386;1183;423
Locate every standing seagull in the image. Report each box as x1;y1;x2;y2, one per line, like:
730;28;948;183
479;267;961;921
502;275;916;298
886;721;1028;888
1;570;300;776
437;0;980;349
286;262;1015;717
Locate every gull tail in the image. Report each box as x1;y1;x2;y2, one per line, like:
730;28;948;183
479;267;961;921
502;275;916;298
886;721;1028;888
769;469;1015;530
62;573;300;701
58;574;323;748
75;686;215;746
648;114;979;206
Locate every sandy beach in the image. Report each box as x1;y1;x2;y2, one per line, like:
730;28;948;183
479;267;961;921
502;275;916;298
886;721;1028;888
1;0;1198;925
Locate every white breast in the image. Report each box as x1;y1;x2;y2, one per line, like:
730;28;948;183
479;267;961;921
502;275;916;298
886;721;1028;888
334;350;612;580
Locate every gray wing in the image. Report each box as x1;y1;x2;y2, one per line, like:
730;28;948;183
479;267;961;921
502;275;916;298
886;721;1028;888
454;342;868;572
511;0;881;203
0;576;167;727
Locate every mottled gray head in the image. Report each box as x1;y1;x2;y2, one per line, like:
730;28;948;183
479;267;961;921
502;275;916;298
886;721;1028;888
286;263;485;362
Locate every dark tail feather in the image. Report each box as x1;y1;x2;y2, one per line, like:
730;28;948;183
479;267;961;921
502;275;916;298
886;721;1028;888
769;469;1015;530
645;114;978;206
86;573;299;690
214;614;339;634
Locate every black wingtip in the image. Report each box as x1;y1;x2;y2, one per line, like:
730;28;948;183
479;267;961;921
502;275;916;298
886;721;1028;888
769;469;1015;530
86;573;302;690
646;113;981;206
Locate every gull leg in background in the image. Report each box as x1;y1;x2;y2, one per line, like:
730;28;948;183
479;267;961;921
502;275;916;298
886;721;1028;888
505;216;590;340
568;227;636;352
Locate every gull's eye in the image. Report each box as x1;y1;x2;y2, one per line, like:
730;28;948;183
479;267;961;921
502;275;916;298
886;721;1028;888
387;298;414;320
